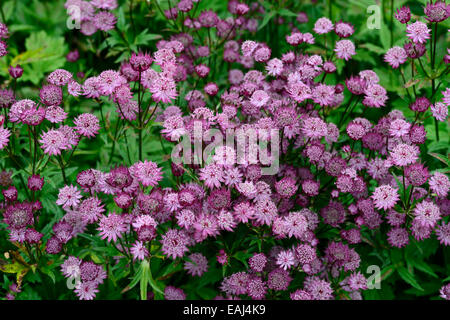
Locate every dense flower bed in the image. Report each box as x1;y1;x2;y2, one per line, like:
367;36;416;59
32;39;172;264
0;0;449;300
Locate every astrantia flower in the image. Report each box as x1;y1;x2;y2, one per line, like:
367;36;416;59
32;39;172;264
371;185;399;210
150;77;178;104
312;84;335;106
384;46;407;68
98;70;126;96
78;197;105;223
40;84;63;106
268;269;292;292
403;41;426;59
406;21;430;44
275;177;297;198
165;286;186;300
199;163;224;189
346;76;366;95
68;80;82;97
249;253;267;273
321;201;346;227
45;106;68;123
334;40;356;61
334;21;354;38
93;11;116;31
221;272;250;295
410;97;430;112
436;222;450;246
301;117;327;138
74;281;99;300
83;77;102;98
390;143;419;166
276;250;296;270
130;241;149;261
129;51;153;72
430;102;448;122
46;236;62;254
184;253;208;277
314;17;333;34
387;228;409;248
53;221;74;244
198;10;218;27
405;163;429;186
363;84;388;108
129;160;163;187
389;119;410;138
9;99;36;123
247;277;267;300
254;46;271;63
395;6;411;24
61;256;81;279
55;186;81;211
0;22;8;39
429;172;449;198
98;212;127;242
440;284;450;300
414;200;441;228
4;203;33;229
0;127;11;149
48;69;72;86
161;229;189;259
250;90;269;107
424;1;449;22
74;113;100;138
266;58;284;76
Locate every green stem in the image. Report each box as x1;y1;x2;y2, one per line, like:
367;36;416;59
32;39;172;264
58;155;67;184
108;118;122;165
138;72;143;161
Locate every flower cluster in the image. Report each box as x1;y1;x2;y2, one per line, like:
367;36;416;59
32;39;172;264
65;0;117;35
0;0;449;301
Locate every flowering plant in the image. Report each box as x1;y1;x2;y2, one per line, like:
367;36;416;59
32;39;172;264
0;0;449;300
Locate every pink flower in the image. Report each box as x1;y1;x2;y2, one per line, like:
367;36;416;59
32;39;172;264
0;126;11;149
56;185;82;209
384;46;407;68
371;185;399;210
430;102;448;121
406;21;430;44
150;76;178;103
335;40;356;61
429;172;449;198
314;17;333;34
130;241;149;261
390;143;419;166
276;250;296;270
39;129;69;155
98;212;127;243
74;113;100;138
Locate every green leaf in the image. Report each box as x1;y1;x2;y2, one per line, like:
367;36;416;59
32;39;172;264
0;262;26;274
428;141;449;152
380;22;391;50
428;152;450;167
134;29;163;46
2;31;67;84
258;10;276;31
277;8;297;17
412;260;438;279
397;266;423;291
